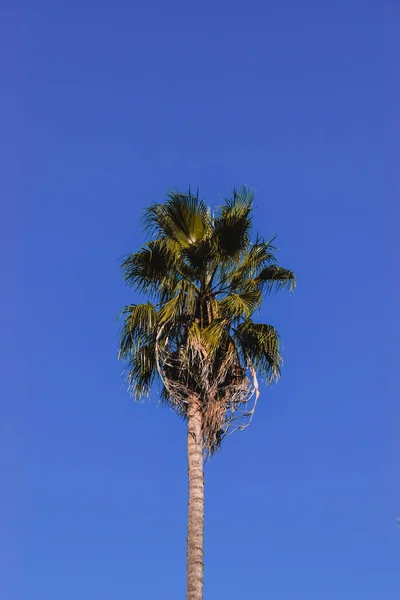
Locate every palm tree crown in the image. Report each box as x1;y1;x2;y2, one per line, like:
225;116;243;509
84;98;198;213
119;187;295;454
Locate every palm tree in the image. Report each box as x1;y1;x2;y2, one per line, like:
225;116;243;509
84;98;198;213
118;187;295;600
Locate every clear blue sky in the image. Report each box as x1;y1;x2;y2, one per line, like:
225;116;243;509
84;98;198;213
2;0;398;598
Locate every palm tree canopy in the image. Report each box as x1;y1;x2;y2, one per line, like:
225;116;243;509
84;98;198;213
119;187;295;453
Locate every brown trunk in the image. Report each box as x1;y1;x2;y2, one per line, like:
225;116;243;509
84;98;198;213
187;402;204;600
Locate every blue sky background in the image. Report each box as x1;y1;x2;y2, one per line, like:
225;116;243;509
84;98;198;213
2;0;399;598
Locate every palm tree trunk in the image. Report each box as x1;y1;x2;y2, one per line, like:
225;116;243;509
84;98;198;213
187;402;204;600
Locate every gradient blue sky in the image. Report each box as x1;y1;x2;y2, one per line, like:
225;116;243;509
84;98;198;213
2;0;399;598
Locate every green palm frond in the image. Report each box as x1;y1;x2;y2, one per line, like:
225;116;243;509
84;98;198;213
219;289;262;320
158;279;198;325
213;186;254;260
121;237;180;295
143;189;211;246
218;186;255;218
226;237;277;290
127;342;157;398
257;265;296;292
182;237;215;273
119;302;158;359
234;320;282;382
201;319;229;357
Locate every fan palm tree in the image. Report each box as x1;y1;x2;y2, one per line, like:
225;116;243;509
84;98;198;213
118;187;295;600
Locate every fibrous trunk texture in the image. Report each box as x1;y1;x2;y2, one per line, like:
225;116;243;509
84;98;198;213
187;403;204;600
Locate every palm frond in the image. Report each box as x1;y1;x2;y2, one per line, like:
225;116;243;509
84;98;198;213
158;279;198;325
213;186;254;260
182;236;215;273
257;265;296;292
201;319;229;357
143;189;211;246
219;289;262;320
127;342;157;398
221;237;276;291
119;302;158;359
218;186;255;218
234;320;282;382
121;237;180;296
